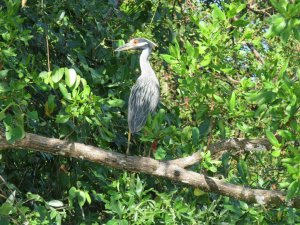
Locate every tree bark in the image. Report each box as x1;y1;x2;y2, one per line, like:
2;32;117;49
0;132;299;209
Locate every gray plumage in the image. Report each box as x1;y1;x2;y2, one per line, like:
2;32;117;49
128;73;160;133
115;38;160;154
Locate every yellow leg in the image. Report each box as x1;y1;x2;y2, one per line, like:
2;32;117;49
126;131;131;155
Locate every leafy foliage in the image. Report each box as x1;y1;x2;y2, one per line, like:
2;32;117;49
0;0;299;224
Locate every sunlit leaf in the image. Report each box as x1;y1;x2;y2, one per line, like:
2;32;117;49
48;200;64;208
286;180;299;200
65;68;77;87
52;68;65;83
58;83;72;100
212;5;226;20
266;131;280;147
77;191;86;208
107;99;125;108
154;147;166;160
229;91;236;112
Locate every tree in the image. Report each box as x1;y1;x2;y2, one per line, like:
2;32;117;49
0;0;299;224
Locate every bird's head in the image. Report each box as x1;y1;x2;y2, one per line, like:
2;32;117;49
115;38;157;52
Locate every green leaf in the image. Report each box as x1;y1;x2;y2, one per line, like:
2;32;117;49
286;180;299;200
266;130;280;147
270;0;288;14
271;149;281;157
135;177;143;198
47;200;64;208
3;114;25;144
199;118;211;138
56;114;70;123
227;3;246;18
200;54;211;67
85;192;91;204
0;70;9;78
77;191;86;208
213;94;223;103
194;188;206;197
107;219;128;225
110;200;123;217
52;68;65;83
0;82;9;93
198;21;210;38
58;83;72;100
272;15;286;33
107;99;125;108
236;4;246;13
192;127;200;145
185;40;194;57
39;71;49;79
117;39;125;47
161;54;178;64
212;5;226;20
280;27;291;42
0;110;5;121
45;95;56;116
229;91;236;112
296;68;300;80
239;201;249;211
232;19;249;27
69;187;77;200
278;60;289;78
65;68;77;87
0;202;13;216
154;147;166;160
5;125;24;144
73;75;81;90
278;130;293;141
294;26;300;41
237;160;248;183
2;48;17;57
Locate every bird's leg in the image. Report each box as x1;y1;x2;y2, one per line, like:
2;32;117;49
142;130;147;156
126;131;131;155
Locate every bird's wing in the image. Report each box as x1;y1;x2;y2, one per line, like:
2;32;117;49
128;77;160;133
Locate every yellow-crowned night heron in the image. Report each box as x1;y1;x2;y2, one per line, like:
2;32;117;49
115;38;160;155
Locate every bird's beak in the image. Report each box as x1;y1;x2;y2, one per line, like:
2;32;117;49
115;42;135;52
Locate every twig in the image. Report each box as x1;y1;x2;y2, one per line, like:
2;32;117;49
246;42;265;64
45;29;51;72
246;4;271;17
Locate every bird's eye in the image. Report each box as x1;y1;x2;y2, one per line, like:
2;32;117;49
133;39;138;44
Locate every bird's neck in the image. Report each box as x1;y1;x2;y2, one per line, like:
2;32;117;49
140;48;155;77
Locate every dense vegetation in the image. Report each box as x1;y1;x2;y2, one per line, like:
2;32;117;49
0;0;299;224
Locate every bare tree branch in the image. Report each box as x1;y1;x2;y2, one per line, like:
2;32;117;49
170;138;271;168
0;132;299;208
246;4;271;17
209;137;271;154
246;42;265;64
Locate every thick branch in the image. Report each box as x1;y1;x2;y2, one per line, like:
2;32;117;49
170;151;202;168
0;132;298;208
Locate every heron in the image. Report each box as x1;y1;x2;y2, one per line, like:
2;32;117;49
115;38;160;155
